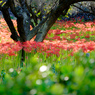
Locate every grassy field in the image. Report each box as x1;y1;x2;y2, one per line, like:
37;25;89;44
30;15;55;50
0;18;95;95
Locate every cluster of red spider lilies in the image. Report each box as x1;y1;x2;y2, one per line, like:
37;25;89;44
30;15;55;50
0;18;95;57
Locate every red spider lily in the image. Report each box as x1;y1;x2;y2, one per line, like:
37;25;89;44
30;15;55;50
85;22;94;28
70;34;76;39
85;35;90;38
8;50;16;56
52;36;61;40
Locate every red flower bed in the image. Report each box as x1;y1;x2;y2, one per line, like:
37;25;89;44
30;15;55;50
0;18;95;56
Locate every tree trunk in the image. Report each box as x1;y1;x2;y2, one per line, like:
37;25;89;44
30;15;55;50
2;8;20;41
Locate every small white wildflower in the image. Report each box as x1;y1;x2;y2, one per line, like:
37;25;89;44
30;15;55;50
9;68;14;73
42;72;48;78
64;76;69;81
39;65;47;72
30;89;37;95
89;59;94;64
36;79;42;85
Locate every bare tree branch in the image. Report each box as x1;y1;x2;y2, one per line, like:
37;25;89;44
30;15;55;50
72;3;95;15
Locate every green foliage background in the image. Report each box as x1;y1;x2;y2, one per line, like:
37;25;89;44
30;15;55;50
0;51;95;95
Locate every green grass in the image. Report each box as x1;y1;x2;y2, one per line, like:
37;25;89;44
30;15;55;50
0;50;95;95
